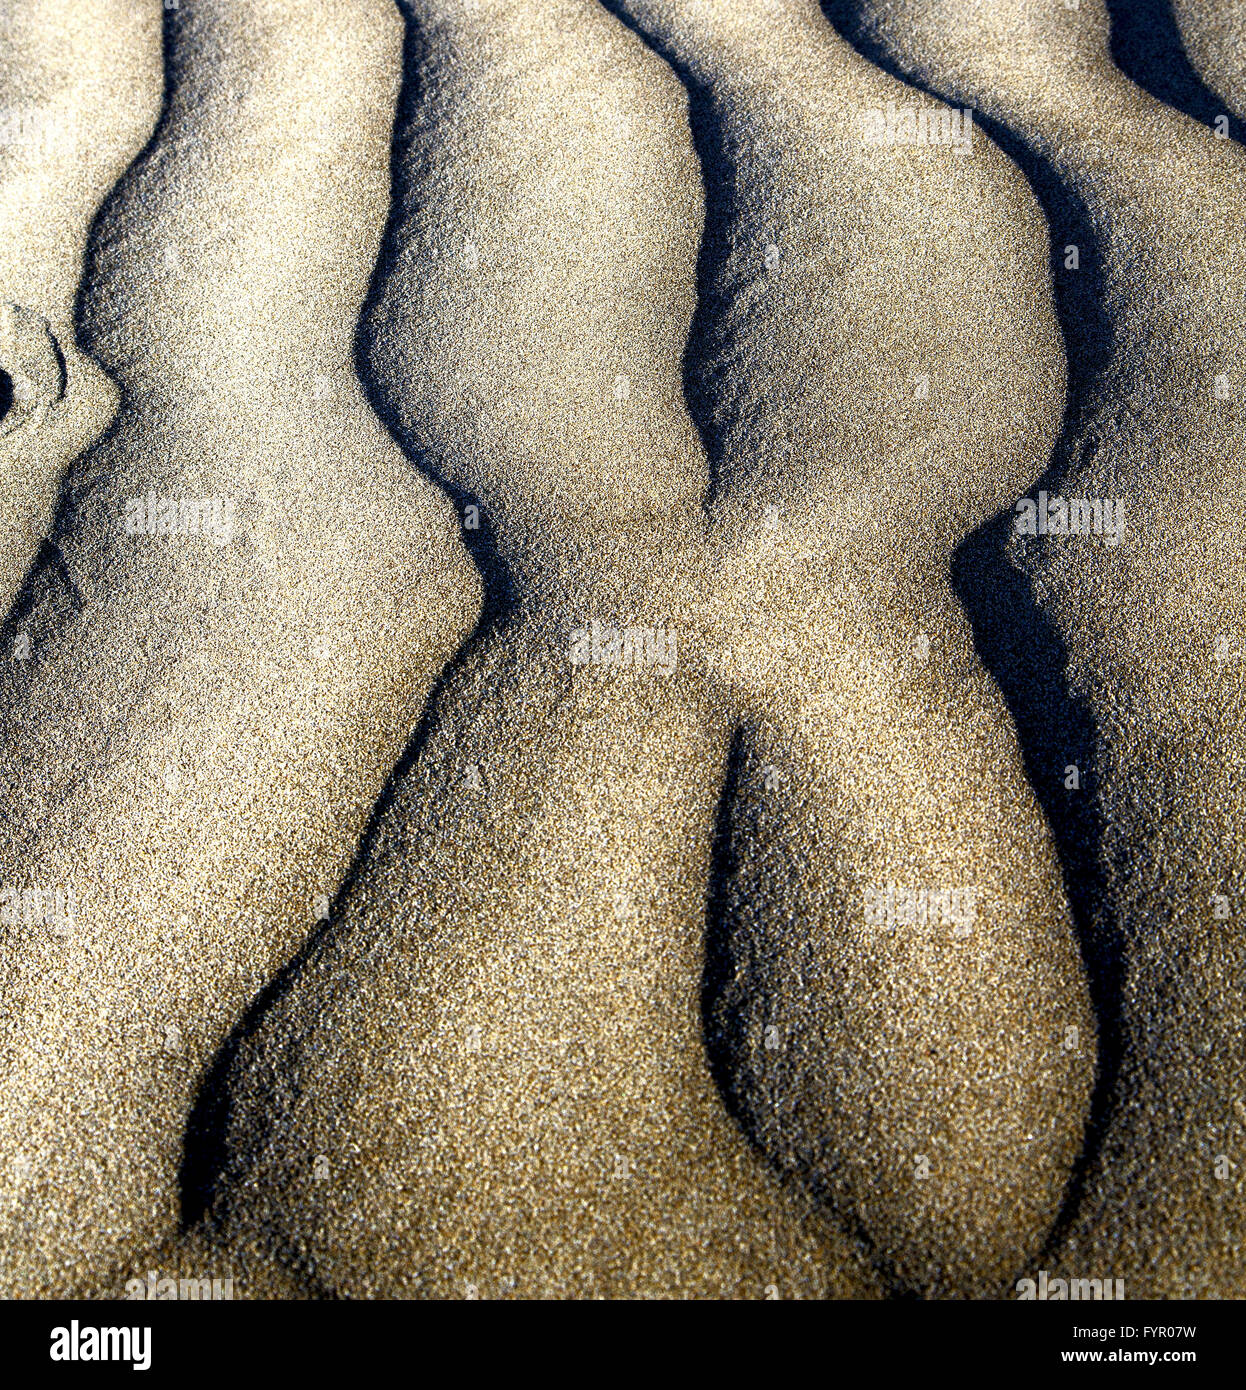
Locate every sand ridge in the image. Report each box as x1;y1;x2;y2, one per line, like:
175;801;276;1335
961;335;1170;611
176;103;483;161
195;0;1093;1300
195;0;881;1301
1173;0;1246;119
0;0;478;1298
834;0;1246;1298
600;0;1094;1301
0;0;1238;1302
0;0;163;609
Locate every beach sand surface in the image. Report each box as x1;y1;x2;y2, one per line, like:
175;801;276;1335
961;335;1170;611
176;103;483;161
836;0;1246;1298
0;0;478;1298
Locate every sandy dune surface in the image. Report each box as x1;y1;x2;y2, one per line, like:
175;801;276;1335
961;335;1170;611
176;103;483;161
197;0;1093;1300
0;0;1241;1300
198;0;878;1301
0;0;162;608
0;0;477;1298
833;0;1246;1298
1173;0;1246;119
608;0;1092;1298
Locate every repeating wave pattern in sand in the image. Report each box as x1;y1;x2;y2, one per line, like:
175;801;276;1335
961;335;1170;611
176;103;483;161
0;0;1241;1300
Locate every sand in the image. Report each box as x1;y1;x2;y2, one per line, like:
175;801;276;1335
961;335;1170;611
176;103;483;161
197;0;879;1301
0;0;162;610
195;0;1091;1300
0;0;477;1298
604;0;1094;1299
1173;0;1246;117
0;0;1240;1301
831;0;1246;1298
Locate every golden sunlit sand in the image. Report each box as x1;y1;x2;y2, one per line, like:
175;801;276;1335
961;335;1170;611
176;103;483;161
0;0;1240;1301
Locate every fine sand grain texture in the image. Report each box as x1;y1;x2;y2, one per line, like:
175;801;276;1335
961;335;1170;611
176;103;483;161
0;0;163;609
604;0;1093;1301
833;0;1246;1298
0;0;478;1298
0;0;1240;1303
197;0;1094;1300
1173;0;1246;119
199;0;881;1301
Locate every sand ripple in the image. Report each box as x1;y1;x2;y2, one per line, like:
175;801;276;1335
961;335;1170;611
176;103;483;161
0;0;1241;1300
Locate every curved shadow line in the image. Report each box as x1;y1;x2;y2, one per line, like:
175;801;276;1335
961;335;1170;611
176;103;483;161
0;0;180;692
180;2;513;1229
0;9;184;844
597;0;932;1295
700;725;907;1297
1105;0;1246;147
601;0;1121;1283
71;4;177;367
597;0;743;505
820;2;1124;1258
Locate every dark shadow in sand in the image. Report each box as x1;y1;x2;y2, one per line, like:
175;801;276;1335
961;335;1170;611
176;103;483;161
1106;0;1246;146
596;0;752;506
820;0;1125;1264
595;0;1121;1284
594;0;964;1295
700;725;904;1293
0;11;183;828
180;3;514;1232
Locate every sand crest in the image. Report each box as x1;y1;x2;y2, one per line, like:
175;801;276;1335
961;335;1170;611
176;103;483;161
198;0;1095;1300
198;0;884;1300
1173;0;1246;118
835;0;1246;1299
596;0;1094;1301
0;0;477;1298
2;0;1236;1302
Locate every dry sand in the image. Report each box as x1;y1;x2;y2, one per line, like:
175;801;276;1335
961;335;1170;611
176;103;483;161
198;0;1091;1300
0;0;477;1298
607;0;1093;1299
835;0;1246;1298
0;0;1239;1301
0;0;162;609
197;0;880;1301
1173;0;1246;116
